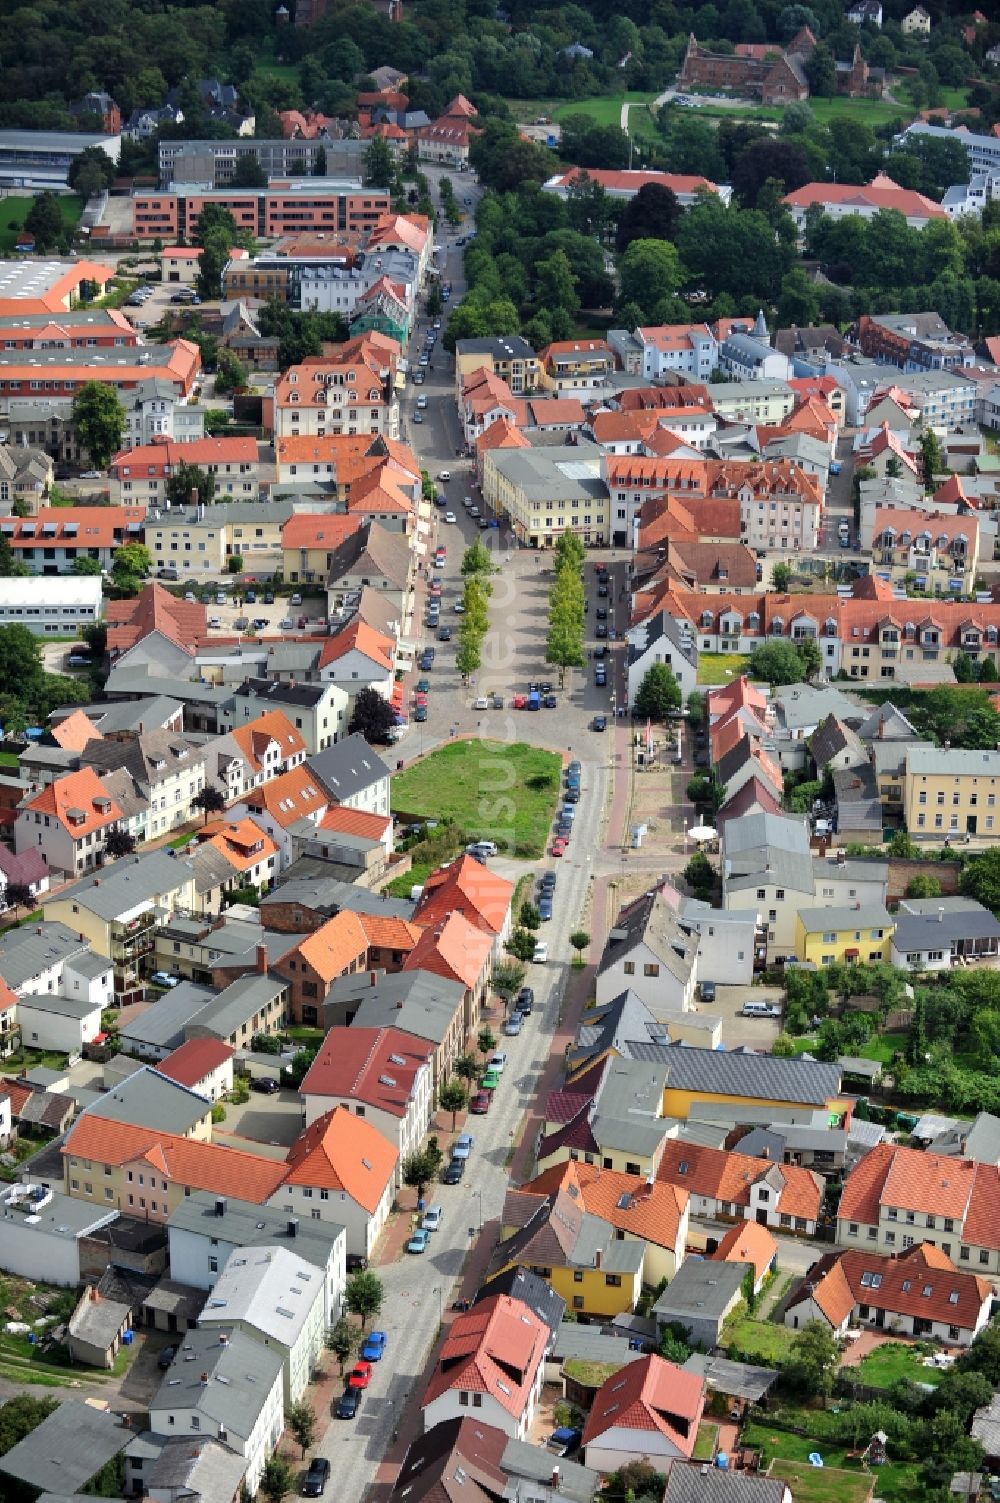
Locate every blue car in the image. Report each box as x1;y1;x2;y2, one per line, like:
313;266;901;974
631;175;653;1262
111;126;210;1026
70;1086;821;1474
407;1228;430;1254
539;897;553;921
361;1331;387;1362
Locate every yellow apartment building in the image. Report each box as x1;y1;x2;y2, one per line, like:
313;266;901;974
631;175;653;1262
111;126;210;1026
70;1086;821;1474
904;745;1000;840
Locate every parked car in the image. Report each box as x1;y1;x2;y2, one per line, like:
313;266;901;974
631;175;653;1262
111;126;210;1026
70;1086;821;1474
361;1331;387;1361
250;1076;280;1094
348;1360;373;1389
150;971;179;988
539;896;553;921
552;838;567;857
503;1012;524;1036
488;1051;507;1074
302;1457;332;1496
414;707;428;722
533;941;549;963
470;1090;491;1114
422;1205;443;1232
437;626;452;642
480;1068;500;1091
336;1389;361;1419
593;714;607;731
157;1346;177;1370
443;1157;465;1183
516;987;534;1014
407;1228;430;1253
700;980;717;1003
453;1133;474;1160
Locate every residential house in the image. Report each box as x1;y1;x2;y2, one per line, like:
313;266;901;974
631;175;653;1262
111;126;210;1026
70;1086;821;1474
652;1259;748;1349
0;1401;127;1500
15;766;124;880
0;919;111;1052
403;913;494;1036
300;1025;434;1173
0;505;144;574
656;1140;824;1235
663;1467;791;1503
904;746;1000;840
270;1104;397;1259
581;1354;706;1473
325;968;465;1086
890;896;1000;971
158;1038;235;1102
234;764;332;870
167;1191;346;1328
783;175;943;231
794;904;894;966
677;900;757;986
67;1285;132;1369
305;734;390;816
197;1244;325;1403
596;887;698;1015
109;438;259;508
0;1185;117;1288
710;1221;779;1297
149;1328;283;1494
454;336;539;396
785;1242;991;1345
482;444;609;550
271;911;370;1024
80;729;207;840
206;710;307;804
280;514;362;584
837;1140;1000;1272
650;1045;842;1125
325;520;412;617
222;679;348;758
420;1294;548;1440
625;612;698;708
412;854;513;959
417;94;481;167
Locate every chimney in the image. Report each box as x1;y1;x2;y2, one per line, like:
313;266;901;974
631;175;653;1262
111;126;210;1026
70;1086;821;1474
938;906;944;923
219;1333;229;1345
256;943;268;975
215;1197;226;1217
288;1217;298;1238
370;970;378;986
36;926;42;936
594;1248;602;1269
551;1468;561;1490
878;717;885;739
200;1373;209;1385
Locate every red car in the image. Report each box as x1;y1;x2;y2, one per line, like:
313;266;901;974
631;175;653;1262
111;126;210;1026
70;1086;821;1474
552;838;568;857
470;1090;491;1114
348;1361;373;1390
435;547;447;560
414;692;428;706
512;694;527;710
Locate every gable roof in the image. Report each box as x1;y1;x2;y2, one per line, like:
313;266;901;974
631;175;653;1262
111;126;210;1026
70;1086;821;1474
158;1038;234;1089
306;733;390;803
300;1025;433;1116
519;1160;688;1251
582;1354;705;1453
105;581;206;659
404;911;494;990
283;1104;398;1209
421;1294;547;1419
657;1140;823;1222
62;1116;286;1201
229;709;306;771
21;766;122;838
290;910;369;984
789;1242;991;1332
838;1141;994;1235
710;1221;778;1284
414;854;513;936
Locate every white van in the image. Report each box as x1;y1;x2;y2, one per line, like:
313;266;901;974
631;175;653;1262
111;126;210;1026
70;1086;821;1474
742;1001;773;1018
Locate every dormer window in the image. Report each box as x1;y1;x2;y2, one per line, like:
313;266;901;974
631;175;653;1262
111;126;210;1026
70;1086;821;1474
771;617;784;636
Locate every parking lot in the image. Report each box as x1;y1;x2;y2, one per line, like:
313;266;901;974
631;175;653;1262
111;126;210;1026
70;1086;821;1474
177;587;329;639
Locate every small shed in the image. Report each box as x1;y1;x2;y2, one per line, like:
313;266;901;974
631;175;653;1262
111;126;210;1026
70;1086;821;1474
67;1284;132;1368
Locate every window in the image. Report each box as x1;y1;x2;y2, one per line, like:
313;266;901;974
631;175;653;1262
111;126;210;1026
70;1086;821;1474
605;1274;622;1287
573;1271;583;1282
572;1295;584;1310
643;963;659;977
623;961;635;975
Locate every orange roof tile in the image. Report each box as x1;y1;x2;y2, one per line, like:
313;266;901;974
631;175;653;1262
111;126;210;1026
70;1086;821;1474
293;911;369;985
22;767;122;839
105;581;206;659
245;765;329;828
520;1161;688;1251
583;1354;705;1453
790;1243;991;1333
229;709;306;772
318;618;394;672
657;1141;823;1222
358;913;425;952
63;1115;285;1202
403;912;494;990
283;1104;398;1210
414;855;513;936
199;818;279;874
839;1142;980;1228
710;1221;778;1284
281;513;361;551
49;709;102;753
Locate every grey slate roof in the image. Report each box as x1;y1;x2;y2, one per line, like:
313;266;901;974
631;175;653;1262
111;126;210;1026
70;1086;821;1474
857;701;920;742
473;1267;565;1334
69;1289;131;1350
622;1044;840;1107
501;1438;600;1503
893;908;1000;953
146;1437;247;1501
907;746;1000;778
599;889;696;987
84;1065;210;1136
798;903;891;933
306;732;390;803
550;1321;640;1366
263;860;415;920
568;988;667;1072
58;848;196;920
723;811;809;856
664;1460;786;1503
152;1327;283;1438
167;1190;344;1268
652;1258;746;1321
811;714;865;769
0;1401;125;1494
329;968;464;1045
121;981;213;1052
0;921;91;989
963;1113;1000;1166
595;1058;668;1121
589;1112;670;1158
681;1353;779;1403
832;762;883;833
771;682;865;733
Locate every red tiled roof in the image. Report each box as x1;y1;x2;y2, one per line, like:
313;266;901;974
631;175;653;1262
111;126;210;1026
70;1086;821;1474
784;177;945;219
520;1161;688;1251
710;1221;778;1284
403;910;495;990
789;1242;991;1332
582;1354;705;1453
62;1116;285;1202
159;1038;234;1089
414;855;513;937
658;1141;823;1223
421;1294;547;1419
317;805;391;840
301;1026;433;1117
21;767;122;839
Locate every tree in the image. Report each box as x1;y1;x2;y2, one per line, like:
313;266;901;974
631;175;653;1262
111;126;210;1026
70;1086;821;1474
439;1077;469;1129
214;348;247;395
197;233;231;300
0;625;44;703
520;900;540;931
402;1146;442;1202
192;787;226;825
261;1454;293;1503
454;1053;478;1086
507;927;536;962
684;850;716;900
348;686;397;745
535;250;580;318
286;1399;316;1458
805;43;836;97
365;136;396;189
232;154;267;188
72;382;126;469
461;540;495;578
111;542;151;592
962;849;1000;914
456;628;482;681
104;828;137;860
906;873;942;899
546;565;585;686
313;144;328;177
616;183;680;255
3;881;32;917
492;961;525;1011
72;555;104;576
747;639;807;686
25;193;65;252
772;1032;797;1056
920;428;943;489
0;532;25;579
0;1395;57;1457
796;636;822;681
776;267;822;329
618;239;682;319
166;460;217;509
553;529;586;575
786;1319;840;1397
604;1462;667;1503
344;1270;384;1330
477;1026;497;1061
634;663;682;722
771;561;792;592
570;930;590;959
327;1316;360;1372
959;1323;1000;1385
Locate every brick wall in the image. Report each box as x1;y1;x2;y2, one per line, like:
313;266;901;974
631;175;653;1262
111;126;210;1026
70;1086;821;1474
886;858;961;903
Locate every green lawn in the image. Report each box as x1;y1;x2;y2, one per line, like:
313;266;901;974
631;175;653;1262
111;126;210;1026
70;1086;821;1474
0;751;18;768
694;1421;718;1461
504;94;661;142
745;1416;920;1503
858;1032;908;1067
391;741;562;858
697;652;749;685
689;94;911;129
722;1316;798;1365
0;195;83;254
856;1340;944;1389
768;1461;872;1503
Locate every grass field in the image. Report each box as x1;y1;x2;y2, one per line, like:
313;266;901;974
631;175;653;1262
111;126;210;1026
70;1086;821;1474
694;1422;718;1461
688;94;912;129
505;93;661;141
697;652;749;685
723;1316;797;1365
858;1031;908;1066
768;1461;873;1503
856;1340;944;1389
744;1421;920;1503
391;741;562;857
0;196;83;254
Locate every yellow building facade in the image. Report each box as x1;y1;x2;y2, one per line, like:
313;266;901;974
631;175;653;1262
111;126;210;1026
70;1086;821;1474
795;905;894;967
904;747;1000;840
